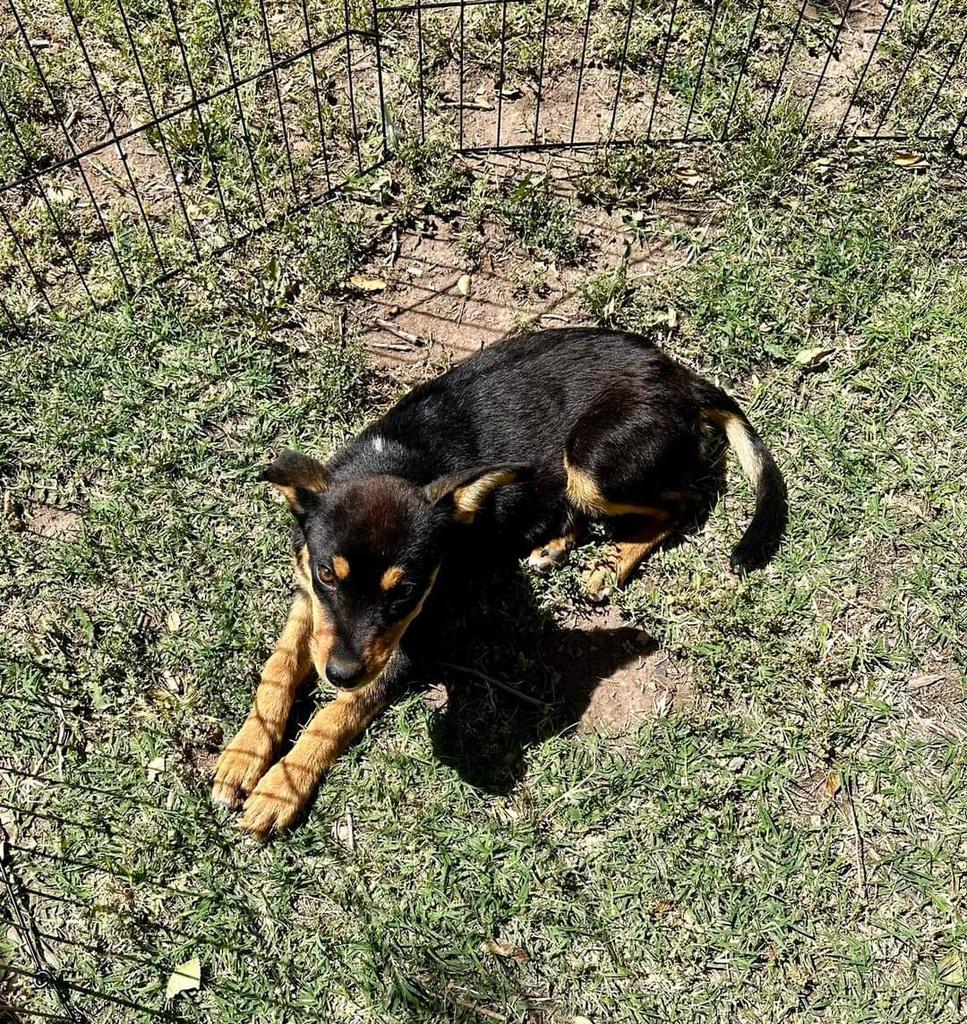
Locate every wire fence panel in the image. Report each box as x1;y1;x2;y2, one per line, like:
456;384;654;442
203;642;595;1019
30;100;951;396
375;0;967;152
1;2;966;319
0;0;389;321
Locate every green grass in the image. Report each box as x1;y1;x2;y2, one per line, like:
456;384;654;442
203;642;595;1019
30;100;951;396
2;2;967;1020
2;131;966;1021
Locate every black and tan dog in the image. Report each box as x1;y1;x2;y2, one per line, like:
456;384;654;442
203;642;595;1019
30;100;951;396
213;327;786;836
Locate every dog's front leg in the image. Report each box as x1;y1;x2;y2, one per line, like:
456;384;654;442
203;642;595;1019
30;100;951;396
212;590;313;808
237;674;392;838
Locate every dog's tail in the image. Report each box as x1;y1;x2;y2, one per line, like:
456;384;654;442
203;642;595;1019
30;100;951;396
703;399;787;573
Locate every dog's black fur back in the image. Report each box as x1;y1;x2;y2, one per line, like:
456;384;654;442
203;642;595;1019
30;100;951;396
327;327;784;565
330;329;668;550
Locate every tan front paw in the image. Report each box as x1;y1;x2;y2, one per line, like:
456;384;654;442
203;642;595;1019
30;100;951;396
238;759;317;839
211;721;276;809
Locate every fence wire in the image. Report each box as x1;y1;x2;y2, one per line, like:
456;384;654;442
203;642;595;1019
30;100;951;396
0;0;389;323
0;1;964;320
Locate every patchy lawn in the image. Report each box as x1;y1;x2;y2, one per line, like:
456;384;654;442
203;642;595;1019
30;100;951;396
1;1;966;1017
2;122;965;1022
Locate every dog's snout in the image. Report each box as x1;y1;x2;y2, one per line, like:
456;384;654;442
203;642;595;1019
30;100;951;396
325;655;365;689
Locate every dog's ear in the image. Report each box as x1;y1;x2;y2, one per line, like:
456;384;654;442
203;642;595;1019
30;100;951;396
426;463;531;524
259;449;329;515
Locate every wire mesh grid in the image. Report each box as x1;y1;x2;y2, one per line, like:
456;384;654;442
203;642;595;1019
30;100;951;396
0;0;965;320
377;0;967;151
0;0;389;322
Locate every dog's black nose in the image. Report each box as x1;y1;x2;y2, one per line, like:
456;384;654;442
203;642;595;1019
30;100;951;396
325;656;365;689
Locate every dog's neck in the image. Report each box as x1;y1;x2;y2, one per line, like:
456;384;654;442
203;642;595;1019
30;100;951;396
330;429;430;484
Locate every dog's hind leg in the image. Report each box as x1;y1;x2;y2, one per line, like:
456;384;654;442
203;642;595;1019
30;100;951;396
584;511;675;599
564;379;699;598
212;591;313;809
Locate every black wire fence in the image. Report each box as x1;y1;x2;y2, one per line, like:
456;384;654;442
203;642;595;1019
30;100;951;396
406;0;967;152
0;0;389;322
0;1;964;322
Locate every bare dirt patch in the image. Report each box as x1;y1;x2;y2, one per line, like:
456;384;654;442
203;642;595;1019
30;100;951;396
355;220;591;363
85;137;180;221
25;505;83;541
799;0;893;132
902;659;966;740
543;607;695;736
353;160;680;364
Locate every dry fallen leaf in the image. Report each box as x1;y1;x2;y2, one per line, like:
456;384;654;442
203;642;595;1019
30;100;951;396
893;151;927;169
47;185;77;204
146;756;166;783
825;771;841;798
334;808;356;851
573;1017;594;1024
908;673;943;690
161;669;181;694
937;950;965;986
480;937;528;962
456;274;472;297
165;957;201;1000
349;274;386;292
795;346;835;367
676;166;701;187
165;609;181;633
0;812;17;848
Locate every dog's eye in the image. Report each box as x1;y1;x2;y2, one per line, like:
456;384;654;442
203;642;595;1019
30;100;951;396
317;564;336;587
386;580;412;602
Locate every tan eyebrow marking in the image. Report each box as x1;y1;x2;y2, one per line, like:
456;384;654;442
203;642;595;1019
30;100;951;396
332;555;350;580
380;565;404;592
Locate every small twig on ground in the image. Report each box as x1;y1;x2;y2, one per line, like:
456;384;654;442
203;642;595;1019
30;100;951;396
844;777;868;901
55;713;66;781
90;158;127;191
365;341;415;352
444;984;505;1021
385;228;401;267
439;661;545;708
373;318;426;346
439;100;495;111
337;305;348;347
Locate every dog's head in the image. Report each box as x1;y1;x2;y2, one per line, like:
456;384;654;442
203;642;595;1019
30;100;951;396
260;450;528;690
